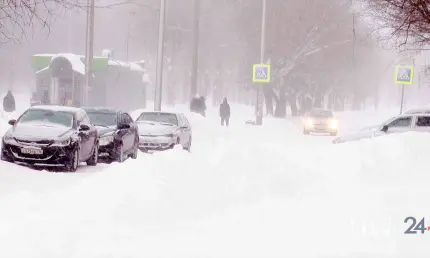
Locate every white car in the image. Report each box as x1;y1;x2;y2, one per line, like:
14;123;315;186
332;112;430;144
135;111;192;152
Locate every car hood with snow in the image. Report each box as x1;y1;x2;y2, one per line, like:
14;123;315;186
136;121;178;136
333;124;385;144
95;125;117;136
7;123;73;141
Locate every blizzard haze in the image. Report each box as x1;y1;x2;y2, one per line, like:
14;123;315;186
1;0;430;258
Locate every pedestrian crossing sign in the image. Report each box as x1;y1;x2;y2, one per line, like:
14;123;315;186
253;64;271;83
395;65;414;85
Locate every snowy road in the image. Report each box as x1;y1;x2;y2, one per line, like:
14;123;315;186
1;99;430;258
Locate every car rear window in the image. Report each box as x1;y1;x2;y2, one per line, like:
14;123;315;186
137;112;178;126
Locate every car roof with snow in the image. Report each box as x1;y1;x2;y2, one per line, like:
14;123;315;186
29;105;84;114
82;107;121;114
139;111;183;115
402;107;430;115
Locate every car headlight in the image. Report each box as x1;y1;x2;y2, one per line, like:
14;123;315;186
330;119;338;129
54;138;71;146
99;135;114;146
3;134;16;144
305;119;313;127
164;133;174;138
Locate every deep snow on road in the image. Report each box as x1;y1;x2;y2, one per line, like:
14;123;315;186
0;97;429;258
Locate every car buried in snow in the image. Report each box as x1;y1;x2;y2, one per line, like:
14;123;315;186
135;111;192;152
303;109;338;136
82;107;139;163
332;112;430;144
0;105;99;172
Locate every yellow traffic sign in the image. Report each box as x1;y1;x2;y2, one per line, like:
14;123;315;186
395;65;414;85
253;64;271;83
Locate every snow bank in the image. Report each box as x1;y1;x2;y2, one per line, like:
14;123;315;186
1;101;430;257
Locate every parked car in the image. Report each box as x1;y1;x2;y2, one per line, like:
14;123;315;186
332;112;430;144
1;105;99;172
135;111;192;152
303;109;338;136
83;107;139;163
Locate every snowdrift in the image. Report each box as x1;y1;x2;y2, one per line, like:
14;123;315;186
1;101;430;257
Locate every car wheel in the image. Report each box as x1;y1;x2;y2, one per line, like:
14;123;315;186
183;137;192;152
66;148;79;172
86;143;98;166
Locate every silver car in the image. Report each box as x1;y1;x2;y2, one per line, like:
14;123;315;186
303;109;338;136
135;111;192;152
332;112;430;144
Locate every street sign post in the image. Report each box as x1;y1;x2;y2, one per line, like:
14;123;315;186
252;63;270;125
395;65;414;114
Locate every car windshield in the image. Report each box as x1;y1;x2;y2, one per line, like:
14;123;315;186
18;109;74;128
87;112;117;127
136;112;178;126
308;110;333;118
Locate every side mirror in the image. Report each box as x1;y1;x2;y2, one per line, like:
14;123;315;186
8;119;16;126
118;123;130;130
79;124;90;131
381;125;388;132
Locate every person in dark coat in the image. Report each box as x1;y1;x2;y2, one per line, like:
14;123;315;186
219;97;230;126
190;94;200;113
199;96;206;117
3;90;16;113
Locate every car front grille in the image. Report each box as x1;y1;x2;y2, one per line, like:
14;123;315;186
15;138;53;146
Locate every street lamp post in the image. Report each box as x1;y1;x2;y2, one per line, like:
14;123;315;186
190;0;201;99
84;0;95;107
255;0;267;125
154;0;167;111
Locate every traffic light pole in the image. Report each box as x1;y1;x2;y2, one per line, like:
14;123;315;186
255;0;267;126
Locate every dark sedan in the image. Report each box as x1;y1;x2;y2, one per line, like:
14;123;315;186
83;107;139;163
1;105;99;172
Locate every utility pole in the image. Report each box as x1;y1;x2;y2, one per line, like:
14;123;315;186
255;0;267;125
154;0;167;111
190;0;201;99
84;0;95;107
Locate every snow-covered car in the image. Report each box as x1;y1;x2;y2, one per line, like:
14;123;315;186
135;111;192;152
83;107;139;163
1;105;99;172
332;113;430;144
303;109;338;136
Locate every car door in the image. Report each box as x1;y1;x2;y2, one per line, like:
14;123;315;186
384;116;413;135
77;113;91;159
83;113;97;154
178;114;191;145
123;112;137;150
129;113;139;147
118;113;134;152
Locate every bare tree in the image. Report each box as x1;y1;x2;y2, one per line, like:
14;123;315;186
0;0;89;44
363;0;430;51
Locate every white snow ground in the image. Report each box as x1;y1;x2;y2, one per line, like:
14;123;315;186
0;94;429;258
